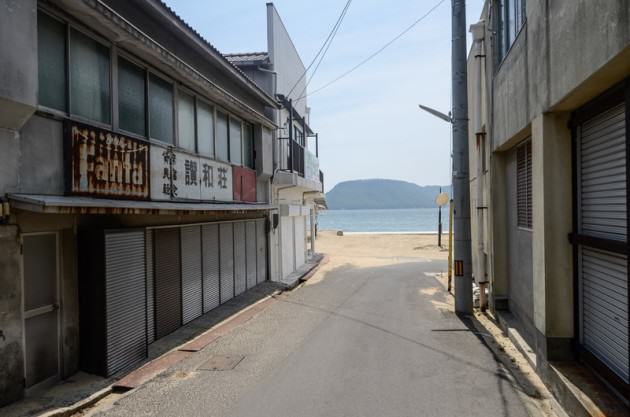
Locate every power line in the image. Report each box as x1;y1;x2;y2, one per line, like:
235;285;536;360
295;0;447;102
295;0;352;100
286;0;353;99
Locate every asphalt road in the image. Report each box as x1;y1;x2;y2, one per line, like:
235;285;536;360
90;240;542;417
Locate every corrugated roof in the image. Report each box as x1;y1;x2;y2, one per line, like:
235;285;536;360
224;52;270;65
150;0;276;106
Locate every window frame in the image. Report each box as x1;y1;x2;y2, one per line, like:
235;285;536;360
195;96;216;159
115;53;148;139
516;138;533;230
36;7;261;169
494;0;527;67
228;114;244;166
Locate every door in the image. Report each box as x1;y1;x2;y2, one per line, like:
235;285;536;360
22;233;59;389
576;99;629;388
154;228;182;339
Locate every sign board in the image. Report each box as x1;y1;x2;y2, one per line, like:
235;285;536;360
65;122;149;199
150;145;233;201
435;192;449;207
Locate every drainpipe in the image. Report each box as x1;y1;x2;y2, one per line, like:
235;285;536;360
470;20;487;311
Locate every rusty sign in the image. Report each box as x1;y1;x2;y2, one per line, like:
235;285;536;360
65;122;149;199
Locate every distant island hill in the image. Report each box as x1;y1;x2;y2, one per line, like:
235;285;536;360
325;179;452;210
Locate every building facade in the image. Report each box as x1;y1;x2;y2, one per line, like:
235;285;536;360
0;0;279;406
226;3;325;285
467;0;630;401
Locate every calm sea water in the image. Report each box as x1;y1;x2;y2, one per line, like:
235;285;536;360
318;208;449;233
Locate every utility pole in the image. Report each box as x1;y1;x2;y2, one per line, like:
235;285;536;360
451;0;473;314
438;187;443;248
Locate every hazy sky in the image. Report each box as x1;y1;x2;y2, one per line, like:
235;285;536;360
165;0;485;191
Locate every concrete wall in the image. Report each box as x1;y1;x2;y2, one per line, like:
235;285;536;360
469;0;628;365
0;0;37;129
0;225;23;406
267;3;308;118
505;150;535;347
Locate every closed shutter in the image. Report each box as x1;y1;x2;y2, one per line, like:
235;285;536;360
256;219;267;283
104;230;146;376
580;247;628;382
146;229;155;344
154;228;182;339
181;226;202;324
202;224;220;312
579;103;626;241
220;223;234;303
295;216;306;269
517;140;532;229
234;222;247;296
577;100;629;385
246;221;257;289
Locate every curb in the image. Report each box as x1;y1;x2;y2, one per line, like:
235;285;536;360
38;289;282;417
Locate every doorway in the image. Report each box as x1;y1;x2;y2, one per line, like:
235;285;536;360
22;233;60;389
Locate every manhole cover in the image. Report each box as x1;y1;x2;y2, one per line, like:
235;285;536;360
198;355;245;371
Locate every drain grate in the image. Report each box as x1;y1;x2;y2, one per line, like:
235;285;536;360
197;355;245;371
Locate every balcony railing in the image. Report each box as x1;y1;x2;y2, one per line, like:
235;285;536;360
278;137;305;177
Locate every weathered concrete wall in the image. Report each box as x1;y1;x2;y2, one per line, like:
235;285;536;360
0;225;24;406
0;0;37;129
19;116;64;195
61;228;79;377
0;128;21;194
531;112;573;360
505;150;536;347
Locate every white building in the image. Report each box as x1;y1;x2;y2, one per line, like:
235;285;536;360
226;3;326;285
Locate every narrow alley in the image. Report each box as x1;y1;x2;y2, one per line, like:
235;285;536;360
81;233;543;417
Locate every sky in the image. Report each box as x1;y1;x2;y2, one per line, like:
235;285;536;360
164;0;485;191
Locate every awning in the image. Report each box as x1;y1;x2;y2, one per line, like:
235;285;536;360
8;194;274;215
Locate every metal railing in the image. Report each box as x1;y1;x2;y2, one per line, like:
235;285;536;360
278;137;305;177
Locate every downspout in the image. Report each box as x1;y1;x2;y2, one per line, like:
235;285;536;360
470;20;488;311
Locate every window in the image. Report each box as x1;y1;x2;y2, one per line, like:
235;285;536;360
516;139;532;229
243;123;254;169
177;91;195;151
149;74;174;144
496;0;526;63
229;117;242;165
216;110;229;161
118;58;145;136
70;29;111;123
196;100;214;157
38;12;66;111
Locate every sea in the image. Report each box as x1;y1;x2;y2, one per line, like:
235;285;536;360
317;208;449;233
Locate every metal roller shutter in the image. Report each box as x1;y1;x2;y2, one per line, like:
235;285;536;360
295;216;306;269
256;219;267;283
577;100;629;384
104;230;147;376
202;224;220;312
580;247;629;382
246;221;257;289
146;229;155;344
154;228;182;339
580;103;627;241
234;222;247;296
181;226;203;324
220;223;234;303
